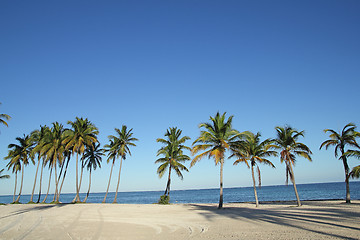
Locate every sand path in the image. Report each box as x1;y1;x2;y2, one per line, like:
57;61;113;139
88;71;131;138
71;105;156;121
0;200;359;239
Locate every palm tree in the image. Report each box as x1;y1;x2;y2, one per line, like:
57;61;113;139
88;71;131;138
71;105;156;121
320;123;359;203
231;131;277;207
4;134;34;203
274;126;312;207
0;169;10;179
6;158;21;203
41;122;66;203
155;127;191;196
57;148;72;201
191;112;240;209
29;125;50;203
0;102;11;128
103;126;137;203
63;117;99;203
82;143;103;203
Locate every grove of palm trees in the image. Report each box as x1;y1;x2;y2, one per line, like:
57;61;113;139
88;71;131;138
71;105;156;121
1;109;360;207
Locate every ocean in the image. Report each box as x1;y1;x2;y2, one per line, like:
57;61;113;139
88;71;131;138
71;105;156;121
1;181;359;204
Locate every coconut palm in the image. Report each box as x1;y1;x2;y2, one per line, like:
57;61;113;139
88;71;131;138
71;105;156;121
6;158;21;203
82;143;103;203
155;127;191;196
63;117;99;203
4;134;34;203
274;126;312;207
191;112;240;209
29;125;50;203
344;148;360;179
41;122;66;203
0;169;10;179
0;102;11;128
231;131;277;207
320;123;359;203
57;149;72;200
103;126;137;203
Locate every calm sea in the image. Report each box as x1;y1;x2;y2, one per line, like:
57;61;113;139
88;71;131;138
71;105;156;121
1;181;359;204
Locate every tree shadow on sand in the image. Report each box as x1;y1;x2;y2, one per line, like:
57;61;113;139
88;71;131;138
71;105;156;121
188;201;360;240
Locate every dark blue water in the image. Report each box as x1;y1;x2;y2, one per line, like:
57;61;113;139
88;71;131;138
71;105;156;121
1;181;359;204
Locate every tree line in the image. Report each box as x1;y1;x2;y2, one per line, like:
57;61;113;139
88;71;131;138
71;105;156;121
1;105;360;208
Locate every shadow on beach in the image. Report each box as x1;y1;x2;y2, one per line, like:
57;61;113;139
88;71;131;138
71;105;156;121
188;201;360;240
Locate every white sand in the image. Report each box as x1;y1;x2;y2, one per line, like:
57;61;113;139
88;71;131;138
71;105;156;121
0;200;359;239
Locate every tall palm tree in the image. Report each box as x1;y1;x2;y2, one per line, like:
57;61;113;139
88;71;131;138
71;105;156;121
63;117;99;203
57;148;72;200
320;123;359;203
155;127;191;196
6;157;21;203
232;131;277;207
274;126;312;207
103;126;137;203
41;122;66;203
0;169;10;179
0;102;11;129
191;112;240;209
29;125;50;203
82;143;103;203
4;134;34;203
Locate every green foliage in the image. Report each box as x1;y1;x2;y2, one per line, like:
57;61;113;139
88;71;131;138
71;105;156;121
158;195;170;204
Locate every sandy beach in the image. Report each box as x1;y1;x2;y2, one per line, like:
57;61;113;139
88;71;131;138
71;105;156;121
0;200;359;240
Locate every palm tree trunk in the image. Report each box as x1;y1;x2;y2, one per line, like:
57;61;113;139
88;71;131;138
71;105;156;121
288;163;301;207
52;165;57;203
74;153;80;203
251;164;259;207
103;159;115;203
218;158;224;209
30;156;41;202
113;158;123;203
165;166;171;196
57;156;70;202
341;155;351;203
53;163;59;203
77;162;85;201
83;168;92;203
13;172;17;203
15;162;24;203
42;167;52;203
37;161;44;203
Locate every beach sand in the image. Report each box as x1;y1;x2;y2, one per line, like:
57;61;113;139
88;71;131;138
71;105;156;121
0;200;359;239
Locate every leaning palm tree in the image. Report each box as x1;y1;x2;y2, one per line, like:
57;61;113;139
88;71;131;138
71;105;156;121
29;125;50;203
6;158;21;203
41;122;66;203
82;143;103;203
63;117;99;203
231;131;277;207
274;126;312;207
103;126;137;203
0;102;11;128
4;134;34;203
191;112;240;209
0;169;10;179
156;127;191;196
320;123;359;203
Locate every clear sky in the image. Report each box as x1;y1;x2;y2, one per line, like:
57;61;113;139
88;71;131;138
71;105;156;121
1;0;359;196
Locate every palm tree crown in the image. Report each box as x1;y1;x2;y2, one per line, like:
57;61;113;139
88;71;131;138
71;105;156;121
0;102;11;128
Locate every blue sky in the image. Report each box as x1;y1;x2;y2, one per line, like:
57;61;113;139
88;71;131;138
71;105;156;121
1;0;359;196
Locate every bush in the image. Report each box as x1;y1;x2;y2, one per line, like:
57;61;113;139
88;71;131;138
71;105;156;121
158;194;170;204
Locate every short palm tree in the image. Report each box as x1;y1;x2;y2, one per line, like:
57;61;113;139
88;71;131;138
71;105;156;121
345;150;360;179
41;122;66;203
4;134;34;203
63;117;99;203
103;126;137;203
274;126;312;207
320;123;359;203
0;102;11;128
0;169;10;179
191;112;240;209
155;127;191;196
29;125;50;203
82;143;103;203
6;158;21;203
232;131;277;207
